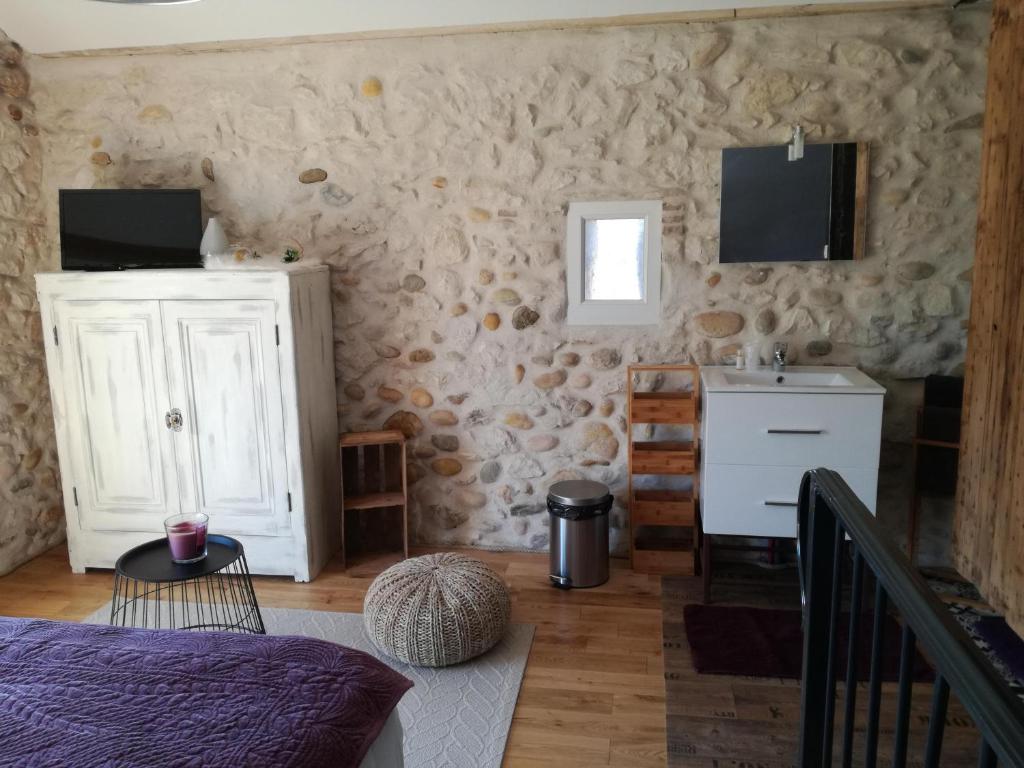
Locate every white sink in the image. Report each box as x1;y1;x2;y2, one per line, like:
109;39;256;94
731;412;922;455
703;366;885;395
699;364;884;545
721;370;854;387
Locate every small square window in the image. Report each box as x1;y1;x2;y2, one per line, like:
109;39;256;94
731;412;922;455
566;200;662;325
584;218;646;301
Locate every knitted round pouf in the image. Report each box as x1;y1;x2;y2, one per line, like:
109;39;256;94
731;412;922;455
363;552;511;667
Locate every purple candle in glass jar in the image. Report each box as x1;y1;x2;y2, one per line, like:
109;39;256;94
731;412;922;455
164;513;210;564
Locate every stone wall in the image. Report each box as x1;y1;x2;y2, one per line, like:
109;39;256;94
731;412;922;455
27;7;988;559
0;29;64;576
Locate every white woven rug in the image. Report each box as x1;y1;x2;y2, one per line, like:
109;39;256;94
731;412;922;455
83;604;534;768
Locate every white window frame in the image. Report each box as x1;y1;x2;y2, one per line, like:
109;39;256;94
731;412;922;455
565;200;662;326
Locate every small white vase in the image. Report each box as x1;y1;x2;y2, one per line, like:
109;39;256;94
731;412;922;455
199;217;229;257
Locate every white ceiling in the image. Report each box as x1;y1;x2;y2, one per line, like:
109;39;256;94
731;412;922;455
2;0;940;56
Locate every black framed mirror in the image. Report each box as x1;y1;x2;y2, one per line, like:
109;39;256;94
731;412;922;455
719;141;868;263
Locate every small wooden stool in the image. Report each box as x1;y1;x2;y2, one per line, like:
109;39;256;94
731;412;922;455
339;430;409;569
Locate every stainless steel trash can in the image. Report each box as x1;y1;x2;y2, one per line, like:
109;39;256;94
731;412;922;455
548;480;612;589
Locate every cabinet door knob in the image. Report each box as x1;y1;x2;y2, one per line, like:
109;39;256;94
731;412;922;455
165;408;184;432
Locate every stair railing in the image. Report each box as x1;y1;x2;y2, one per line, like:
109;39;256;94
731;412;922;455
797;468;1024;768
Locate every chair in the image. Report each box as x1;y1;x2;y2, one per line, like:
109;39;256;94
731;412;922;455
908;375;963;561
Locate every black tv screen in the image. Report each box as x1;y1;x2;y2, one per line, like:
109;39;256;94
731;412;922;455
59;189;203;271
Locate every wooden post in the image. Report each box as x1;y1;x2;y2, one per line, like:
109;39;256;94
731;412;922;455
953;0;1024;635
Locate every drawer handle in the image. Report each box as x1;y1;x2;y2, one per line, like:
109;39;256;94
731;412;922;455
763;500;799;507
766;428;824;435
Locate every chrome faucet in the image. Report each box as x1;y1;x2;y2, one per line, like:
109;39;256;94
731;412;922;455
773;342;788;372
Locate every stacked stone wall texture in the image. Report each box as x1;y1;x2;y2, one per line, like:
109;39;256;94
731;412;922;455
12;7;990;565
0;29;63;575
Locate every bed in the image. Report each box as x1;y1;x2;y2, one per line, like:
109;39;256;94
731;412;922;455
0;617;411;767
359;711;405;767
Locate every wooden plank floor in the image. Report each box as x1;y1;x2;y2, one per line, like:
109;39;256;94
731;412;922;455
0;544;668;768
663;566;985;767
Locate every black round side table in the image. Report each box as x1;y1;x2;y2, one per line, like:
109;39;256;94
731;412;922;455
110;534;266;634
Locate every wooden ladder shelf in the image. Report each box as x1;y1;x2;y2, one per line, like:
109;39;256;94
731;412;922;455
627;364;700;576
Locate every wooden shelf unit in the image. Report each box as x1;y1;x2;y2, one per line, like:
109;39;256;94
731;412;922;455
344;491;407;511
339;430;409;570
627;364;700;576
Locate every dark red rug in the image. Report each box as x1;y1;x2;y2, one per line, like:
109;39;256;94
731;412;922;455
683;603;932;681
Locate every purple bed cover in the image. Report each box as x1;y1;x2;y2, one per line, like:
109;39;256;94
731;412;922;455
0;616;412;767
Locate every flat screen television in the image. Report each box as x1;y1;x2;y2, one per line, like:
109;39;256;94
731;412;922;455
59;189;203;271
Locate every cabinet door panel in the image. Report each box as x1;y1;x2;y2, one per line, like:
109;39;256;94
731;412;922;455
55;300;179;531
163;301;288;535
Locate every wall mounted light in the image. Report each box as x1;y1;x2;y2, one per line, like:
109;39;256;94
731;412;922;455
787;125;805;162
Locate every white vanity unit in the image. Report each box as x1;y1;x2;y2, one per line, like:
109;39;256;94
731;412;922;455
36;267;340;581
699;366;885;596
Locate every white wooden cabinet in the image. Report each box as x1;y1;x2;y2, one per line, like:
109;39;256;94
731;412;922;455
37;267;340;581
700;367;885;539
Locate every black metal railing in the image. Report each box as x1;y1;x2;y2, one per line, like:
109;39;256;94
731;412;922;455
797;468;1024;768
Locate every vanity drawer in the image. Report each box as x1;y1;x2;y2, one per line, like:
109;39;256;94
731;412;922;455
703;393;883;468
700;463;877;537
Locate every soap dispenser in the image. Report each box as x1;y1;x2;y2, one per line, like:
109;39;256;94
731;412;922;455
743;342;761;370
